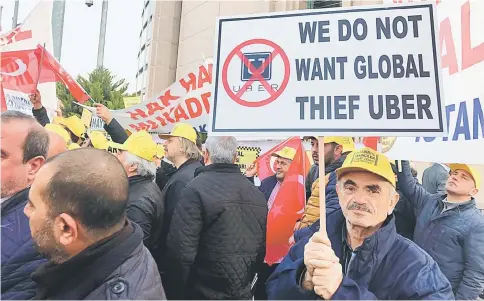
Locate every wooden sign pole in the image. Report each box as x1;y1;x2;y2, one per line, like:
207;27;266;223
318;136;326;233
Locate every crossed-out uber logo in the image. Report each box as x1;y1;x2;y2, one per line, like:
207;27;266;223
232;52;280;93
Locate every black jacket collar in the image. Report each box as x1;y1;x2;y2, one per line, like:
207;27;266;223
194;163;241;177
32;221;142;300
128;175;153;186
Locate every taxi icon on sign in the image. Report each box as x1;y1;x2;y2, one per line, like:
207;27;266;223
240;52;272;81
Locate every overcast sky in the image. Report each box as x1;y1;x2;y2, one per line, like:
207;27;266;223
1;0;143;93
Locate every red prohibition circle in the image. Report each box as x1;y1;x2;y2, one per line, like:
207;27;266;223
222;39;290;108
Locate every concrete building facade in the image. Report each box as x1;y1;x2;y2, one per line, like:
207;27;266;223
135;0;383;100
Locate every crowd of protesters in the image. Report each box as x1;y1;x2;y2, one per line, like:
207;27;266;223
0;90;483;300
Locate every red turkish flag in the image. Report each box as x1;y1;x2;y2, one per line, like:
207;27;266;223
255;137;303;181
38;44;90;103
0;45;91;103
261;139;310;265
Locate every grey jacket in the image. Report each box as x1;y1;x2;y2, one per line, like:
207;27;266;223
397;161;484;300
85;243;166;300
422;163;449;194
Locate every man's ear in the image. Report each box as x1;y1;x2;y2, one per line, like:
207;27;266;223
469;187;478;197
128;163;138;174
56;213;79;247
334;145;343;156
388;189;400;215
27;156;46;182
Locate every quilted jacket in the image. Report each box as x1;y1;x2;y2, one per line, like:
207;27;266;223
164;163;268;299
1;188;46;300
397;160;484;300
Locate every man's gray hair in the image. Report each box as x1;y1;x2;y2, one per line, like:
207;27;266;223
205;136;237;164
124;152;157;178
179;137;201;161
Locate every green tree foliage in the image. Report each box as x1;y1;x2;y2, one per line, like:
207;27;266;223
57;66;129;117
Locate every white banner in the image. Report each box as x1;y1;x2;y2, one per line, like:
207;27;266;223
1;1;56;120
209;3;445;137
381;0;484;164
111;60;213;134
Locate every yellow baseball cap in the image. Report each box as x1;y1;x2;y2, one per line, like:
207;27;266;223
272;147;296;161
87;131;109;150
68;143;80;150
159;123;197;144
58;116;86;138
449;164;481;190
155;144;165;159
325;136;355;153
45;124;70;145
336;147;396;187
109;131;157;161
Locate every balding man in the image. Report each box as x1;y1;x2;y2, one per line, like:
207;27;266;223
46;131;68;158
25;148;166;299
1;111;49;300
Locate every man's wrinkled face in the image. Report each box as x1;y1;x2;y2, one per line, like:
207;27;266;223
163;137;182;162
446;169;478;197
337;171;398;228
274;157;292;181
115;151;131;174
24;165;68;263
310;139;319;164
1;121;30;198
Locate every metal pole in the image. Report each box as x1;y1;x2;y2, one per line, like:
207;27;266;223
0;6;4;31
12;0;19;29
97;0;108;67
52;0;66;62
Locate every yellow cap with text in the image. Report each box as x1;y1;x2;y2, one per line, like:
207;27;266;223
336;147;396;187
325;136;355;154
58;116;86;138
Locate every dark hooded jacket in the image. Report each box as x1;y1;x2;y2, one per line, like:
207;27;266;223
31;222;165;300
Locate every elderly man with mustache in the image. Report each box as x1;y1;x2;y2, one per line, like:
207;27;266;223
266;148;454;300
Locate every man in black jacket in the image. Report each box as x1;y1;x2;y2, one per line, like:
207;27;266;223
25;148;166;300
151;123;202;271
164;136;267;299
109;131;163;250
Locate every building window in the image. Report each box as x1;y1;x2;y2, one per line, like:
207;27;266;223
307;0;341;9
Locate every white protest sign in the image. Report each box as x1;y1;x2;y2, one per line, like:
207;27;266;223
1;1;57;120
209;3;446;137
379;0;484;164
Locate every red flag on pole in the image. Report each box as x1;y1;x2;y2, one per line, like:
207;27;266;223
262;139;310;265
0;45;91;103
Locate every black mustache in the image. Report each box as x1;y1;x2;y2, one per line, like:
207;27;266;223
347;202;372;213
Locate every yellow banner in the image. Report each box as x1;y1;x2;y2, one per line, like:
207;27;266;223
236;146;261;173
81;108;93;127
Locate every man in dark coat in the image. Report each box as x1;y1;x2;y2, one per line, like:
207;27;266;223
25;148;166;300
422;163;450;194
164;136;267;299
151;123;202;271
109;131;163;250
267;148;454;300
397;160;484;300
1;111;49;300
